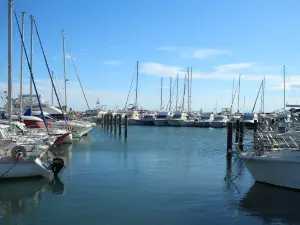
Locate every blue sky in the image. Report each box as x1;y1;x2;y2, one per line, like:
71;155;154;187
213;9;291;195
1;0;300;112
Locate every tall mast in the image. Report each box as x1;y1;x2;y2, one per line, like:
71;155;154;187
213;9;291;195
237;74;241;113
160;77;163;110
283;65;286;111
169;77;172;111
243;96;246;113
135;61;139;109
19;12;25;115
30;15;33;115
8;0;12;124
190;66;192;112
176;73;178;111
62;29;67;113
263;76;265;112
182;74;186;110
231;78;235;112
51;71;54;106
187;67;190;112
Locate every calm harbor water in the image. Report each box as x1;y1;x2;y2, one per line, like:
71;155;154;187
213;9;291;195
0;126;300;225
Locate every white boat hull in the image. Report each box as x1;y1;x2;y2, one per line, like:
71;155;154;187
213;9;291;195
240;152;300;190
0;158;51;179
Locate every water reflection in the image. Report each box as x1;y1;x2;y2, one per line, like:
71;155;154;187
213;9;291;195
239;183;300;224
0;177;64;218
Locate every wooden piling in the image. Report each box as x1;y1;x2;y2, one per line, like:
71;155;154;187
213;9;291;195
238;121;244;151
235;119;240;143
254;120;258;149
124;115;128;138
110;114;113;132
118;115;122;136
227;122;233;157
114;115;117;134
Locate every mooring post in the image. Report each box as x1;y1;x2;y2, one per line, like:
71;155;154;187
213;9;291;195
235;119;240;143
238;121;244;151
124;115;128;138
254;120;258;149
110;114;113;132
114;115;117;134
118;115;122;136
107;115;110;131
104;114;107;127
227;122;233;157
102;115;104;128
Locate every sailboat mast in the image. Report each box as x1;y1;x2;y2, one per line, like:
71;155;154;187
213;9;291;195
176;73;178;111
8;0;12;124
135;61;139;109
19;12;25;115
187;67;190;112
51;71;54;106
237;74;241;113
30;15;33;115
169;77;172;112
160;77;163;110
283;65;286;111
182;74;186;110
190;66;192;112
231;78;234;112
263;76;265;112
62;29;67;113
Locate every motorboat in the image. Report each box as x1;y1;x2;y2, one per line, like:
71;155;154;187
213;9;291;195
195;113;214;127
139;113;156;126
154;111;173;126
240;113;258;129
211;115;229;128
168;111;188;126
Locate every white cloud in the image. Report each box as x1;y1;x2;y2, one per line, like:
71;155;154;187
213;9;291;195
103;60;121;66
140;62;280;82
193;49;230;59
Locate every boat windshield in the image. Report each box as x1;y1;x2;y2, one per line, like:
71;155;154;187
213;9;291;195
173;115;182;119
243;115;254;120
201;117;210;120
214;117;224;121
143;115;154;119
157;115;167;119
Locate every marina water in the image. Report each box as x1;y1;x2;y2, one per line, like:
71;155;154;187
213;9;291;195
0;126;299;225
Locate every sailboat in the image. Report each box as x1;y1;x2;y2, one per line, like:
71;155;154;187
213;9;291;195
0;3;65;179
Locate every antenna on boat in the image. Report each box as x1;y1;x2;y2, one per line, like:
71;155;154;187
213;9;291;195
51;71;54;106
190;66;192;112
169;77;172;111
187;67;190;112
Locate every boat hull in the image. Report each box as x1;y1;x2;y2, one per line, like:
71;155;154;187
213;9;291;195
195;121;211;127
211;122;227;128
181;121;195;127
240;153;300;190
168;120;182;126
154;119;169;126
0;158;51;179
138;120;155;126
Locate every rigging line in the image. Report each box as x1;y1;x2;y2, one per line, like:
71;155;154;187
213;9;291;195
65;41;91;111
32;18;67;124
125;64;137;109
13;8;49;133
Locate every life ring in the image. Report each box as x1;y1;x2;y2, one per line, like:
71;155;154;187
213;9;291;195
11;145;27;159
67;124;72;131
